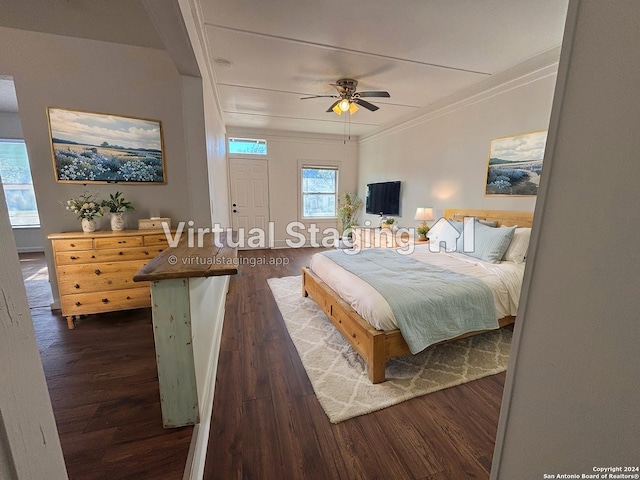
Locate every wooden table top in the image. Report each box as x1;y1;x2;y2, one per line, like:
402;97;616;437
48;229;167;239
133;232;238;281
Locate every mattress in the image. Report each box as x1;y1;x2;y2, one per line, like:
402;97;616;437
309;243;526;331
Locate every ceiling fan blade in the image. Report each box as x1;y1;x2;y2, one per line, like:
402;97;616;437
301;95;336;100
326;100;341;113
357;91;390;98
354;99;379;111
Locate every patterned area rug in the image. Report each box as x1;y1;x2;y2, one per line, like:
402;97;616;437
267;275;512;423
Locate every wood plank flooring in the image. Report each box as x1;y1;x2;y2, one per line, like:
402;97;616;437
23;247;506;479
21;252;192;480
204;248;506;480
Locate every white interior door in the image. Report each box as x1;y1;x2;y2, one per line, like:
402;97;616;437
228;158;270;248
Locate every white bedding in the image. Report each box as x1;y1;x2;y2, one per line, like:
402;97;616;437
309;244;525;331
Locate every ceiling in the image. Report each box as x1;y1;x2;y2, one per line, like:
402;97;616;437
0;1;569;137
199;0;569;137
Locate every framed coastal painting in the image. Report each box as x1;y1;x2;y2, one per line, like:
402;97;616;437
47;107;166;184
485;130;547;196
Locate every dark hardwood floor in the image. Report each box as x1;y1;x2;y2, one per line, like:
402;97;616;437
23;247;506;480
21;252;192;480
204;248;506;480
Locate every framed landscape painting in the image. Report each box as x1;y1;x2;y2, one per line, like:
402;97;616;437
48;108;166;184
485;130;547;196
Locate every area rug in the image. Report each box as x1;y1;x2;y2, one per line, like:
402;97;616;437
266;275;512;423
23;265;53;309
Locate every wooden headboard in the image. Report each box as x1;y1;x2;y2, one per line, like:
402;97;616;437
443;208;533;227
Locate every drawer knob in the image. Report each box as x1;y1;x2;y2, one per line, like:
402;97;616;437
101;298;109;303
94;269;101;275
118;241;126;244
70;256;77;260
74;284;80;289
70;243;75;247
144;251;149;255
126;296;131;300
75;301;81;306
119;251;124;255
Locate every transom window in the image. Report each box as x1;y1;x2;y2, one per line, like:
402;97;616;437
0;140;40;227
301;166;337;218
228;137;267;155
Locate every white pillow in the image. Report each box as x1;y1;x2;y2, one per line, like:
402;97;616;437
461;222;516;263
503;227;531;263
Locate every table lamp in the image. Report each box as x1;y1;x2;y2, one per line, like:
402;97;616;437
414;207;434;239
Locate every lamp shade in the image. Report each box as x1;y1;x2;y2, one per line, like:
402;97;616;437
414;207;434;221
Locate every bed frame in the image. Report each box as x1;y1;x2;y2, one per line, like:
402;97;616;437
301;208;534;384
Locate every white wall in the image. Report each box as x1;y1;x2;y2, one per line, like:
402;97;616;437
173;1;231;477
0;111;22;138
0;180;67;479
492;0;640;477
0;26;211;303
227;128;359;247
358;65;557;227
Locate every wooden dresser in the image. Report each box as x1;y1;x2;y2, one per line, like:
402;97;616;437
48;229;169;329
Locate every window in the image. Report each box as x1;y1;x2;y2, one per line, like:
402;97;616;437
301;166;337;218
228;137;267;155
0;140;40;227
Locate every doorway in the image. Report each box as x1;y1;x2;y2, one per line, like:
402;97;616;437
228;157;270;248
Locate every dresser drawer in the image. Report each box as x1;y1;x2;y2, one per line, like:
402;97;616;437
55;246;166;266
52;238;94;252
57;260;150;295
60;287;151;316
143;233;170;246
94;235;144;249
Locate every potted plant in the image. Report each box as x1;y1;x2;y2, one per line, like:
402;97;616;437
417;223;430;240
380;217;396;229
337;192;362;239
63;191;104;233
102;191;135;231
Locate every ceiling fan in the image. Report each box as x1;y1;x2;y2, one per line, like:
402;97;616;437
301;78;390;115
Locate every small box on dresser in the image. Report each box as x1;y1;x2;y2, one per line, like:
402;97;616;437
48;229;169;329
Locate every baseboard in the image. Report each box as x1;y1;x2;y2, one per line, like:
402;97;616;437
183;275;229;480
16;247;45;253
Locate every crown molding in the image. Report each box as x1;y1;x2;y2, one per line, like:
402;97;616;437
359;47;561;144
177;0;226;127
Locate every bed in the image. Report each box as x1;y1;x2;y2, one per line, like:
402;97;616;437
301;208;533;383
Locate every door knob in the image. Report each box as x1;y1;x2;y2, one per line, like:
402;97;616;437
232;203;237;207
233;209;238;213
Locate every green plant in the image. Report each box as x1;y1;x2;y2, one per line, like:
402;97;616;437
63;191;104;220
102;191;135;213
382;217;396;225
417;223;430;238
337;192;362;235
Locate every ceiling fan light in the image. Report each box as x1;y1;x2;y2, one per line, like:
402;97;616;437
339;99;350;112
349;102;359;115
332;103;342;115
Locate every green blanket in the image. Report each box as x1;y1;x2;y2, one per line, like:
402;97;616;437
321;249;498;354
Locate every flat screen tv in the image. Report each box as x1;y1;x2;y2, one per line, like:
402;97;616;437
365;181;401;216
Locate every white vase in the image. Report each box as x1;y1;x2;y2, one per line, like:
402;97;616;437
110;212;125;231
81;218;96;233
